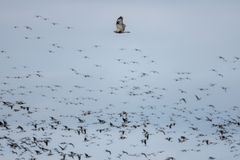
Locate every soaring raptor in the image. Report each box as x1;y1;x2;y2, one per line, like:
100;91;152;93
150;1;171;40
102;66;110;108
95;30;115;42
115;16;126;33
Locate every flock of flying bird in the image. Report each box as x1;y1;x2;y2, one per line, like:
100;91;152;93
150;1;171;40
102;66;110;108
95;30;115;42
0;13;240;160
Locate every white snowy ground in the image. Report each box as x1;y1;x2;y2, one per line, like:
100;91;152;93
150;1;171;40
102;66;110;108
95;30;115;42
0;0;240;160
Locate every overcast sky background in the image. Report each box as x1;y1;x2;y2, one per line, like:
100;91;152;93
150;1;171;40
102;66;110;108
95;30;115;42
0;0;240;160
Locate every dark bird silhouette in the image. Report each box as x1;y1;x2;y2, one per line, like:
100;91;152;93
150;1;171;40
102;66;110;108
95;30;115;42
218;56;227;62
141;152;147;158
76;154;82;160
16;125;25;132
105;149;111;155
180;98;187;103
85;153;91;158
195;95;201;101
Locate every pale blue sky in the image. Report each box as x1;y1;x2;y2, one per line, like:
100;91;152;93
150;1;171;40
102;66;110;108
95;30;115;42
0;0;240;160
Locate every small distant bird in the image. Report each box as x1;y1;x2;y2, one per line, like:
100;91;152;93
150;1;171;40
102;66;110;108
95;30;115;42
195;95;201;101
141;153;147;158
180;98;187;103
178;136;188;143
179;89;187;94
66;26;73;29
221;86;227;92
76;154;82;160
165;157;175;160
24;26;32;30
134;48;141;52
165;137;172;141
85;153;91;158
141;139;147;146
115;16;126;33
52;22;58;25
218;56;227;62
16;125;24;131
105;149;111;155
233;56;240;63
